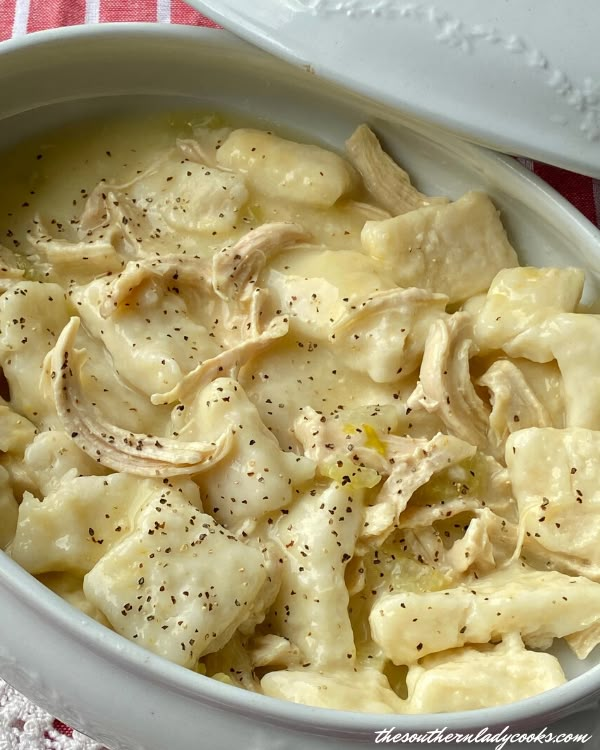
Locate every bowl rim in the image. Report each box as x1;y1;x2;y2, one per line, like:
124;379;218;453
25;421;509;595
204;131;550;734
1;21;600;739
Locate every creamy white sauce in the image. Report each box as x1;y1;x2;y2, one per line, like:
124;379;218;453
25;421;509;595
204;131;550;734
1;113;599;715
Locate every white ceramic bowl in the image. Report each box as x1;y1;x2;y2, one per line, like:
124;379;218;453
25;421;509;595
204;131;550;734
1;24;600;750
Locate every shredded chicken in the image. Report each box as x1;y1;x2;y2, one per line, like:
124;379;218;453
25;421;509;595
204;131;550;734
78;188;151;257
248;634;301;669
345;124;445;215
203;633;261;692
398;496;482;529
151;314;289;406
445;508;517;574
47;317;234;476
175;125;233;168
176;137;215;166
26;217;126;278
478;359;552;458
362;432;476;543
399;505;519;578
407;313;490;449
99;254;212;318
334;287;447;332
212;222;310;301
292;404;398;472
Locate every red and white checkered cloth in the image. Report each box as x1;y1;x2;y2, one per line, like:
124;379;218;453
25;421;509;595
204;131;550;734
0;2;598;748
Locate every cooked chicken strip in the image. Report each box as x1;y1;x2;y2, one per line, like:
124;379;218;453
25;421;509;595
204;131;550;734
175;137;226;169
27;217;126;277
248;634;302;669
151;314;289;406
212;222;310;301
175;126;233;168
334;287;446;332
78;188;150;257
478;359;551;457
345;124;445;215
398;496;482;529
363;432;476;542
99;254;212;318
292;404;399;472
444;508;516;575
407;313;490;450
47;317;233;476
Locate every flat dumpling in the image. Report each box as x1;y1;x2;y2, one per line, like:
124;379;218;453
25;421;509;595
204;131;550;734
0;402;38;503
239;336;402;450
264;271;345;341
266;482;363;669
86;147;250;243
217;128;357;208
510;314;600;431
264;246;395;344
11;474;200;575
23;430;110;496
361;192;518;303
473;266;585;355
370;567;600;664
0;281;69;427
0;400;36;455
267;246;393;301
83;492;269;669
331;287;448;383
177;377;315;532
507;427;600;578
406;634;565;713
71;274;220;398
261;667;405;713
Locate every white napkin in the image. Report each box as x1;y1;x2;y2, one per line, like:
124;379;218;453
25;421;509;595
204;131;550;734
0;680;106;750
